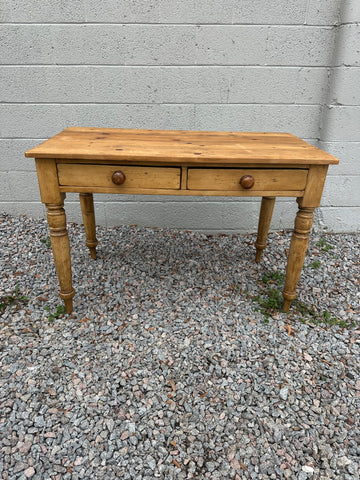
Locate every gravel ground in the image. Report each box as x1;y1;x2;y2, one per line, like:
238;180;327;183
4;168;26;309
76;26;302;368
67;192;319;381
0;213;359;480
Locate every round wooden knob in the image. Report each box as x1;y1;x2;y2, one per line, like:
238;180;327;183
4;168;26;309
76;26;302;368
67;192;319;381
239;175;255;189
111;170;126;185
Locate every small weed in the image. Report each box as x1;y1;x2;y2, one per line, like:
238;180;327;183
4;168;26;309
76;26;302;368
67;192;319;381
253;288;283;319
0;285;29;314
244;270;286;321
41;236;51;248
316;238;334;253
241;260;352;328
316;238;326;247
44;304;66;322
309;260;321;269
251;270;286;320
293;300;350;328
262;288;283;310
247;267;353;328
339;320;349;328
262;271;285;284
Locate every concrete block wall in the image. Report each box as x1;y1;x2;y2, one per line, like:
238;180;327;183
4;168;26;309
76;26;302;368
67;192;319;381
0;0;359;233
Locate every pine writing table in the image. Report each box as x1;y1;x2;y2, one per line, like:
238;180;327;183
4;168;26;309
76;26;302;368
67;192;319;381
25;127;339;314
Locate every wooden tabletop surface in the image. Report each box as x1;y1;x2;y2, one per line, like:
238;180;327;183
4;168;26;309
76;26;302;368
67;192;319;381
25;127;339;165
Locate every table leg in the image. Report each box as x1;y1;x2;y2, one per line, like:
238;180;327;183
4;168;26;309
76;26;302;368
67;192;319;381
46;196;75;314
255;196;275;262
79;193;98;260
283;200;315;312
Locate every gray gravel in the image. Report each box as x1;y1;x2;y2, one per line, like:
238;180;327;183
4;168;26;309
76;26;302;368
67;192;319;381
1;213;359;480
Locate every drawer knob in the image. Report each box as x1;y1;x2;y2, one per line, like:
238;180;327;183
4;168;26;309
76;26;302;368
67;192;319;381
112;170;126;185
239;175;255;189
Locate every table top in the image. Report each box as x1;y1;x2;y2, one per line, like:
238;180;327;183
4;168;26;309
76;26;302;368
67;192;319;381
25;127;339;165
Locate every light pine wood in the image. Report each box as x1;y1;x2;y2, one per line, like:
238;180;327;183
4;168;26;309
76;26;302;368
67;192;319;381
54;158;312;168
301;165;329;207
187;168;308;191
35;158;63;204
25;127;339;165
282;164;330;311
59;186;305;197
79;193;98;259
283;201;315;312
58;164;181;190
28;128;339;314
181;166;188;190
46;197;75;314
255;197;276;262
36;159;75;313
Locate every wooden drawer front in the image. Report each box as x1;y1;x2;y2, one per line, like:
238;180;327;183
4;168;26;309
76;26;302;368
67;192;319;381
57;164;181;190
187;168;308;191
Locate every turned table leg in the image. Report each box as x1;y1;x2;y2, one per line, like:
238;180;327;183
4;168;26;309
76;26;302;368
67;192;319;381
46;196;75;314
79;193;98;259
255;196;276;262
283;200;315;312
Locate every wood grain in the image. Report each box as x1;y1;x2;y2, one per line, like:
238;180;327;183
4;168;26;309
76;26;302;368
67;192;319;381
79;193;98;260
57;164;181;190
187;168;308;191
25;127;339;165
302;165;329;207
59;186;305;197
283;202;315;312
255;197;276;262
46;200;75;314
29;127;338;314
35;158;63;204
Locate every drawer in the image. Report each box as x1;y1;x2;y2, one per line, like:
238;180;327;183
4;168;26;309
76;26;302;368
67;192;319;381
57;164;181;190
187;168;308;191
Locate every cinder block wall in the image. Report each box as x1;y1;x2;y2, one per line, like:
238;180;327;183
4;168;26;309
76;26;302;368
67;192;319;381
1;0;359;232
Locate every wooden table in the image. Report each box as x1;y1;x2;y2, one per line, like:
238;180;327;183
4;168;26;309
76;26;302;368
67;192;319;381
25;127;338;314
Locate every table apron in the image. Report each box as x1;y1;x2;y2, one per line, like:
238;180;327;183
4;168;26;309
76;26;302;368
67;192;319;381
58;186;305;197
56;162;308;197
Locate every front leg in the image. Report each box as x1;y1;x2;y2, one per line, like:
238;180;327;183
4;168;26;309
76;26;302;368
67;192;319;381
282;201;315;312
46;195;75;314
